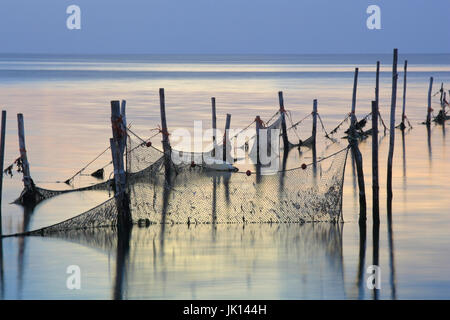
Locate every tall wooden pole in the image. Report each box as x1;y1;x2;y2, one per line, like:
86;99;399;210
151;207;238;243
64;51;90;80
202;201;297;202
110;101;126;194
440;83;444;112
401;60;408;130
0;111;6;236
372;101;379;224
211;97;217;157
223;114;231;163
312;99;318;173
159;88;171;154
278;91;290;152
387;48;399;205
351;68;359;126
17;114;32;191
348;67;366;223
426;77;434;126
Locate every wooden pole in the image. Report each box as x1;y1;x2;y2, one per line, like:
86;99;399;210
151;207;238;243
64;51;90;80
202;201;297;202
348;67;366;223
372;101;380;224
159;88;171;154
0;111;6;235
440;83;444;112
255;115;261;165
387;48;399;204
110;101;126;194
278;91;290;152
211;97;217;157
312;99;318;172
427;77;434;126
223;114;231;162
351;68;359;126
401;60;408;130
17;114;32;191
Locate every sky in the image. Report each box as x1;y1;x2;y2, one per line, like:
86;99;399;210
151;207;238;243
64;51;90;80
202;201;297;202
0;0;449;54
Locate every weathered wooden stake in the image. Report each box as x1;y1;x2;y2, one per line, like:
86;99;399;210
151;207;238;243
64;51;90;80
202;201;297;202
211;97;217;157
278;91;290;152
426;77;434;126
159;88;171;155
312;99;318;173
375;62;380;106
255;115;261;165
351;68;359;126
0;111;6;235
348;67;366;223
110;101;126;194
17;114;32;192
401;60;408;130
387;48;399;204
223;114;231;162
372;101;380;224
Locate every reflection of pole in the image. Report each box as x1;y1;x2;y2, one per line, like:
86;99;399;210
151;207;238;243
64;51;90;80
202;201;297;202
0;111;6;236
351;68;359;127
400;60;408;130
113;226;131;300
372;220;380;300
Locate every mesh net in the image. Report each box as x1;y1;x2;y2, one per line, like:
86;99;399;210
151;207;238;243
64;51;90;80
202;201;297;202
127;135;349;225
5;117;350;237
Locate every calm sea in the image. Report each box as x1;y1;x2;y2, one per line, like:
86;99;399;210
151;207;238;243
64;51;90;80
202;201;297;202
0;54;449;299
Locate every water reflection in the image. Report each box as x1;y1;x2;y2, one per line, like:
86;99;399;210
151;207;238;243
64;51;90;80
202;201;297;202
356;223;366;300
387;198;397;300
35;222;346;299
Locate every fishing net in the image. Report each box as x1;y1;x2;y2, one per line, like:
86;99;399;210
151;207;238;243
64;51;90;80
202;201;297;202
4;112;350;237
127;133;349;224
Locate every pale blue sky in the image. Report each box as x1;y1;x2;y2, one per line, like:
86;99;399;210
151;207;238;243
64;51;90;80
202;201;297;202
0;0;449;54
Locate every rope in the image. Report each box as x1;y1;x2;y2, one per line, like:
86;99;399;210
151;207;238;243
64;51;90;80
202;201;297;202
64;145;111;184
317;113;331;137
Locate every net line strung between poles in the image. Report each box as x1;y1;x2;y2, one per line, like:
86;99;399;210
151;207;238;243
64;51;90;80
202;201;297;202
16;129;163;203
1;135;350;238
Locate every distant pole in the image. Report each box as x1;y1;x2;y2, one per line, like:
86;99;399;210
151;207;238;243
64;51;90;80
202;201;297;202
0;111;6;236
426;77;434;126
401;60;408;130
159;88;171;155
211;97;217;157
17;114;32;191
387;48;399;204
372;101;380;224
375;62;380;107
440;83;444;112
223;114;231;163
255;115;261;165
312;99;318;173
351;68;359;126
278;91;290;153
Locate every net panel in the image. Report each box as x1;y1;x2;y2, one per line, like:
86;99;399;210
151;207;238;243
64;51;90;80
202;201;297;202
127;132;349;224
